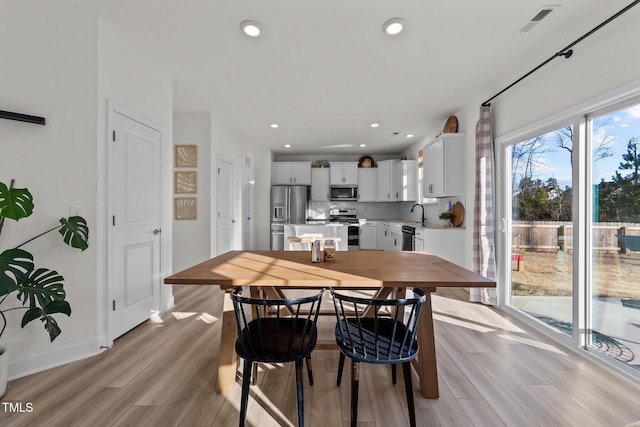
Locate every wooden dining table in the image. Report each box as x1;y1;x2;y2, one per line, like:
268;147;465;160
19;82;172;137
163;250;495;398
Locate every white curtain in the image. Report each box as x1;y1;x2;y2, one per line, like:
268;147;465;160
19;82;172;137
470;106;497;305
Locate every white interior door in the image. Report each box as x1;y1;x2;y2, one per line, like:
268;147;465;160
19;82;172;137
109;106;162;341
216;157;234;254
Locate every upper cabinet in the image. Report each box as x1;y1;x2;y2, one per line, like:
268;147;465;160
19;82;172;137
330;162;358;185
376;160;397;201
393;160;417;201
423;133;465;198
273;162;312;185
311;168;330;201
358;168;377;202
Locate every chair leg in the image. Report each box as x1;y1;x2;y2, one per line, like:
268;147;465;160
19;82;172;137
351;360;360;427
337;352;345;386
402;362;416;427
295;358;305;427
306;355;314;386
251;362;258;385
391;363;397;385
239;360;252;427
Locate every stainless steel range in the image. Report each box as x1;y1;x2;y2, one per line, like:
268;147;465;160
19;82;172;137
329;208;359;250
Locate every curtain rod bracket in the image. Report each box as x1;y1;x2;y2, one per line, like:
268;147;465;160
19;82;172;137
557;49;573;59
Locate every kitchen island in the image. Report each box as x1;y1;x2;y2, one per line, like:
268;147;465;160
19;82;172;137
284;223;348;250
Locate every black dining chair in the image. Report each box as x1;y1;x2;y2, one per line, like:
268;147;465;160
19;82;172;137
229;287;325;427
331;287;426;427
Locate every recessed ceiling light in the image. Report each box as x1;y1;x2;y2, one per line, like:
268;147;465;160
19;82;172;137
284;144;291;148
383;18;406;36
270;123;279;128
406;133;414;138
360;144;367;147
241;20;261;37
370;123;379;128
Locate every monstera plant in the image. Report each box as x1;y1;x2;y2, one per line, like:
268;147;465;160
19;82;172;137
0;179;89;342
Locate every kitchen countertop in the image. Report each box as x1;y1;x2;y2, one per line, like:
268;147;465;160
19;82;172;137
305;218;464;230
359;219;464;230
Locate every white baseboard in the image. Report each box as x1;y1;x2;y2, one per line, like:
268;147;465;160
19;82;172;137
7;335;105;381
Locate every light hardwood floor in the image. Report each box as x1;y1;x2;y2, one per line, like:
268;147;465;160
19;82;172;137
2;285;640;426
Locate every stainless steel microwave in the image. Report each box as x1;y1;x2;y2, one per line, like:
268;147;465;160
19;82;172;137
330;185;359;201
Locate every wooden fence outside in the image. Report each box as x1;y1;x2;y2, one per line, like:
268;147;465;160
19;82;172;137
512;221;640;253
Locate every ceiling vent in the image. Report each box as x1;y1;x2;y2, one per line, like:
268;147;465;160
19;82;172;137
514;5;560;34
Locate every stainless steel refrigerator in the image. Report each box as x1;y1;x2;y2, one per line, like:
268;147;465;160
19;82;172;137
270;185;309;250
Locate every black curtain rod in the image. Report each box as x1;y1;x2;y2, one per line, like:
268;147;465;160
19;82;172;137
481;0;640;107
0;110;46;125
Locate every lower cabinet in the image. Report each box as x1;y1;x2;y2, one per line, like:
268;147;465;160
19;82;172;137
421;228;464;266
388;223;402;251
359;223;378;250
415;229;424;252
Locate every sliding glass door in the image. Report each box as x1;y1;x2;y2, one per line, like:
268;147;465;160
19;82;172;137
501;99;640;379
507;126;574;337
589;105;640;371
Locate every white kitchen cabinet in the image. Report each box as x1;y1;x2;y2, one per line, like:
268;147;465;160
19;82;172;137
358;168;377;202
379;222;388;250
273;162;312;185
359;222;378;250
393;160;417;201
330;162;358;185
311;168;329;201
381;222;402;251
414;229;424;252
376;160;397;201
422;133;465;198
421;228;464;266
389;222;403;251
381;222;392;250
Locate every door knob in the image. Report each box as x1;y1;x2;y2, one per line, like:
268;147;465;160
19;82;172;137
153;229;161;235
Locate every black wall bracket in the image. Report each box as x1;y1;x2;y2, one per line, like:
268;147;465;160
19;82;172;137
0;110;46;125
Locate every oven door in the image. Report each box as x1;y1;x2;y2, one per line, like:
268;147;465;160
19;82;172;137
401;226;415;251
348;225;359;250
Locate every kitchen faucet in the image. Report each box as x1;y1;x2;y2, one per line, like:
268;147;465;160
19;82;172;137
411;203;425;226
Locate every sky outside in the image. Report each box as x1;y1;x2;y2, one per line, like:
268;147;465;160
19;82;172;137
513;104;640;189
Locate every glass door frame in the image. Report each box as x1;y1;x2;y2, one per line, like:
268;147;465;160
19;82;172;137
495;115;587;351
494;87;640;388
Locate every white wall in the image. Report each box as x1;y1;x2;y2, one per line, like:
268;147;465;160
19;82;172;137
492;9;640;138
172;113;211;271
0;0;99;372
253;147;273;249
0;2;176;380
209;115;256;255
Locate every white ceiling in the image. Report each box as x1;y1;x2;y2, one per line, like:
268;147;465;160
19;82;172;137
62;0;632;154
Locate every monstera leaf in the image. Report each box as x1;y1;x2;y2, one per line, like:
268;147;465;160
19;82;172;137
17;268;66;307
16;268;70;342
0;182;34;221
22;300;71;342
0;248;34;296
59;216;89;251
